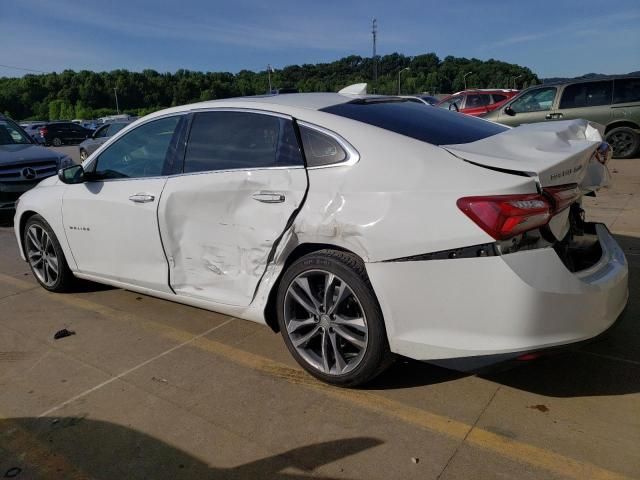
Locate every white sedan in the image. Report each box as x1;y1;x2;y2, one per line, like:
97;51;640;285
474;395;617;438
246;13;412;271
14;93;628;386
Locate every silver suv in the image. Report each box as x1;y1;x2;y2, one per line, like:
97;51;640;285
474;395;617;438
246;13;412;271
483;77;640;158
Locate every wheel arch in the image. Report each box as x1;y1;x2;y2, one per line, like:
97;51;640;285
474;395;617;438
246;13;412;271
263;242;362;332
604;120;640;134
17;210;39;258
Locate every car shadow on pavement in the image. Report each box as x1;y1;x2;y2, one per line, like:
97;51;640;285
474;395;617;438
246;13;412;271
0;417;382;480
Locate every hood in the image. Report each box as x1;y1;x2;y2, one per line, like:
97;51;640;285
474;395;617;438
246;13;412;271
0;144;64;166
444;119;609;191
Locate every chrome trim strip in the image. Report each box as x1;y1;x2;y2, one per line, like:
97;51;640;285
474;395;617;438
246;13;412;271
188;106;293;120
296;121;360;169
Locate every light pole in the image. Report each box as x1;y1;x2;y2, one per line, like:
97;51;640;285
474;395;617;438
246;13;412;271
511;75;522;89
463;71;473;90
397;67;410;95
267;64;274;94
113;88;120;114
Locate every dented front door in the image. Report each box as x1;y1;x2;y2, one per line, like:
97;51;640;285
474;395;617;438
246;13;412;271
158;110;308;307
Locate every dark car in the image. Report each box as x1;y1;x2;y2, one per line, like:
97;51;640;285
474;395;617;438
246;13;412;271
78;121;132;161
0;115;73;211
38;122;94;146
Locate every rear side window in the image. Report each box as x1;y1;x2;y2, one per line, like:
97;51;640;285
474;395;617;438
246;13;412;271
465;94;491;108
613;78;640;104
492;94;507;103
299;125;348;167
322;99;507;146
559;81;612;109
184;111;303;173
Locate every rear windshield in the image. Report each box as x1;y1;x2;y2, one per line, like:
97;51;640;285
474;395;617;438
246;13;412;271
321;99;507;145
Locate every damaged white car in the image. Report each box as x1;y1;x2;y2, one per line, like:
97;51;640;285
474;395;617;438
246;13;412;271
14;93;628;386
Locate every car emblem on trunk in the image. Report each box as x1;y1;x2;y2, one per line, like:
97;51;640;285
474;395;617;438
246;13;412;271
21;167;37;180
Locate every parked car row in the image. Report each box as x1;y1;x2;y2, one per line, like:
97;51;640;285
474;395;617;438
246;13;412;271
482;76;640;158
12;92;628;387
78;121;132;161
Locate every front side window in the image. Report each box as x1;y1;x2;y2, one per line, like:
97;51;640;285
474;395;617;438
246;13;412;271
559;81;612;109
93;116;182;179
438;95;464;111
613;78;640;104
0;119;31;145
299;126;347;167
183;111;303;173
94;125;110;138
510;87;557;113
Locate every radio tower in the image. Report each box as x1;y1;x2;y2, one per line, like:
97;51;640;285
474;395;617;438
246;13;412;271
372;18;378;84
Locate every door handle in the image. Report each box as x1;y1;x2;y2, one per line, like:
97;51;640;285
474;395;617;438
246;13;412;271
129;193;155;203
252;192;286;203
545;113;563;120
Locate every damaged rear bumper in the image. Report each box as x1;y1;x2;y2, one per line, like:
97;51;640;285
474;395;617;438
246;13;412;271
366;223;628;366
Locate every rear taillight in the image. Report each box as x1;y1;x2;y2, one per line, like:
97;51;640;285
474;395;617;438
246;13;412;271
458;184;582;240
543;184;580;212
39;127;47;137
457;194;552;240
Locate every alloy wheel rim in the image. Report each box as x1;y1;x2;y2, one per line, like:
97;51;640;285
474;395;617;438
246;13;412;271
25;225;59;287
610;132;634;157
284;269;368;375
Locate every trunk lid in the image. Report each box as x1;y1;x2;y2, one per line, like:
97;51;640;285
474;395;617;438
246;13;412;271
443;119;610;191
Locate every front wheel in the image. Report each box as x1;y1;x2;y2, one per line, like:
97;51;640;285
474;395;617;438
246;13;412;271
277;250;393;387
606;127;639;159
23;215;75;292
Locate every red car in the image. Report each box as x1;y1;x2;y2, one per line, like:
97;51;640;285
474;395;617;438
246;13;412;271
437;89;519;116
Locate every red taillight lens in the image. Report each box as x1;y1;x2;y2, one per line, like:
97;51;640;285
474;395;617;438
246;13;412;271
457;194;552;240
543;184;580;212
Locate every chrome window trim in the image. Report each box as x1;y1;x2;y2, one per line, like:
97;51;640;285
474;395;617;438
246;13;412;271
188;106;293;120
296;120;360;169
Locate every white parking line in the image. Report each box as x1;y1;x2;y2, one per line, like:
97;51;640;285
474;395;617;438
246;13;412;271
37;318;233;418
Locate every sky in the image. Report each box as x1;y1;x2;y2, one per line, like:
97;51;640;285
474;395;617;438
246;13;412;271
1;0;638;79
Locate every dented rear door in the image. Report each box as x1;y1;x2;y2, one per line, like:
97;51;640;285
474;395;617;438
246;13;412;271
158;110;307;307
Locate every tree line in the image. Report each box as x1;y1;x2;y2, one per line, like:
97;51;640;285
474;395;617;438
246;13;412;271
0;52;539;121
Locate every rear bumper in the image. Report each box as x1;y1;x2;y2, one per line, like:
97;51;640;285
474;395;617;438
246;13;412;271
366;223;629;362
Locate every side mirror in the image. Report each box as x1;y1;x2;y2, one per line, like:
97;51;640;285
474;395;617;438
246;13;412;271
58;164;85;184
504;106;516;116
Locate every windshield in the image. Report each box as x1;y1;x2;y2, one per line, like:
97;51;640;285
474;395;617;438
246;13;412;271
321;99;507;145
0;119;32;145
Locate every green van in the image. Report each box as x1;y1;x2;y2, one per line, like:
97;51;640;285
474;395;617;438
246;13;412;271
483;77;640;158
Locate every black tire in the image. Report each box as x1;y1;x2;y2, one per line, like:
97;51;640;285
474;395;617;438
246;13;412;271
23;214;75;292
52;137;63;147
276;249;393;387
606;126;640;159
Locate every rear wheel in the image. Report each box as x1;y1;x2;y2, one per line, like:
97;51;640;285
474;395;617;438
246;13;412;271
606;127;639;159
23;215;75;292
52;137;63;147
277;250;393;387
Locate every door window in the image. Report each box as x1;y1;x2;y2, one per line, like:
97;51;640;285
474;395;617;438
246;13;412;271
492;94;507;103
465;94;491;108
613;78;640;104
183;111;303;173
94;125;110;138
438;95;464;111
510;87;557;113
93;115;182;179
559;81;612;109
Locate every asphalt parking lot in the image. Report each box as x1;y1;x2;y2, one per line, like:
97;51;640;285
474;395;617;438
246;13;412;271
0;148;638;479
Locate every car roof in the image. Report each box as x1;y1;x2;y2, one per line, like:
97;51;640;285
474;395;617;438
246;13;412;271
177;92;355;113
540;75;640;87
